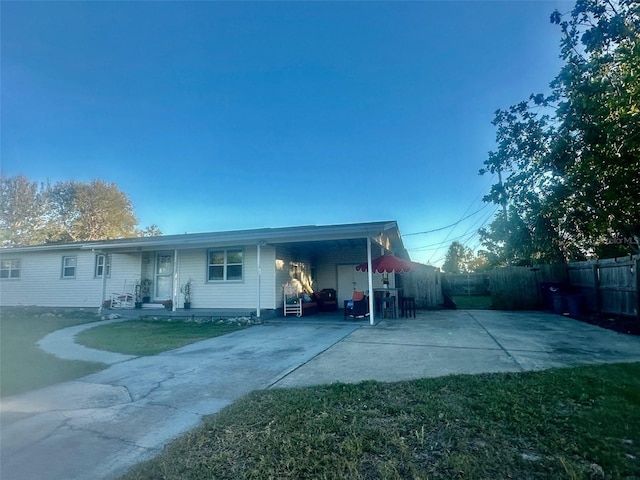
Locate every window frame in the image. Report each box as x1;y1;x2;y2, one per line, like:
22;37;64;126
94;254;111;278
207;248;244;282
62;256;77;279
0;259;21;280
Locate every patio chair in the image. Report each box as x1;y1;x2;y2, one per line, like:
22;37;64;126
283;284;302;317
110;281;135;309
344;291;369;319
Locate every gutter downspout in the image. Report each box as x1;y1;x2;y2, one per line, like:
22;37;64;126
367;237;375;325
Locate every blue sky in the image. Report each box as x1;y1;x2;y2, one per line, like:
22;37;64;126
1;1;573;266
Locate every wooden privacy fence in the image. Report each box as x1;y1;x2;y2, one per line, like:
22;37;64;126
443;273;490;296
567;257;639;318
401;265;444;309
489;264;569;310
488;256;639;318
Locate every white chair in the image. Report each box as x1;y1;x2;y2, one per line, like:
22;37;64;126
283;284;302;317
110;281;135;309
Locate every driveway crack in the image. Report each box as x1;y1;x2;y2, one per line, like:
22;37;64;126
465;311;525;371
267;325;362;388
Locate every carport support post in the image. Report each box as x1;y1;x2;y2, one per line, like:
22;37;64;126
99;251;107;313
256;242;263;318
367;238;375;325
172;249;178;312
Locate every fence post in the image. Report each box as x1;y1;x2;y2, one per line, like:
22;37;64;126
636;257;640;320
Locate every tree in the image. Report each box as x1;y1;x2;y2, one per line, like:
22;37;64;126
467;249;491;273
137;224;163;237
0;175;49;246
480;0;640;261
442;241;474;274
549;0;640;254
47;180;139;242
0;176;162;246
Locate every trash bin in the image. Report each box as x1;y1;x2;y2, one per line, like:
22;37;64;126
552;293;565;315
564;294;585;319
540;282;565;311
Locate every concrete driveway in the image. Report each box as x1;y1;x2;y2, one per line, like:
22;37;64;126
0;322;360;480
2;310;640;480
275;310;640;386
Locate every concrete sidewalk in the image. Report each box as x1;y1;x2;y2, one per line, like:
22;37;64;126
2;310;640;480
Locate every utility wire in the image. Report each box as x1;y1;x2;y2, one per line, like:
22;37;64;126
412;205;498;265
404;173;495;237
403;204;489;236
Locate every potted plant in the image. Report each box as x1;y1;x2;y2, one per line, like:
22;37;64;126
141;278;152;303
181;279;192;309
134;281;142;308
163;299;173;310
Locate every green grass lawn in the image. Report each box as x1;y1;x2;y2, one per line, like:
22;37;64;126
0;307;106;397
76;319;248;356
123;363;640;480
451;295;493;310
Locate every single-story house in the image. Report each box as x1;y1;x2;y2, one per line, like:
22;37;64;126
0;220;441;324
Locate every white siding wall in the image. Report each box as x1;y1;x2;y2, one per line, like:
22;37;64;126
260;246;277;310
0;250;141;308
0;246;279;310
274;246;315;309
174;245;277;310
275;246;294;308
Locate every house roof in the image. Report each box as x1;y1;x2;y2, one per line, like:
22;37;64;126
1;221;410;259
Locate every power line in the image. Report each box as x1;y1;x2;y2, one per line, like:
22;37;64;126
409;229;482;252
403;204;489;236
404;173;495;238
411;205;499;265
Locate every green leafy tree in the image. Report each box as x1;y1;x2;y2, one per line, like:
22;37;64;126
480;0;640;261
442;241;474;274
47;180;139;242
0;176;161;246
137;224;163;237
467;249;491;273
0;175;50;246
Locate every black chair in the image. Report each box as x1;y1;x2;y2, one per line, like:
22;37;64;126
400;296;416;318
344;292;369;319
378;296;396;318
319;288;338;311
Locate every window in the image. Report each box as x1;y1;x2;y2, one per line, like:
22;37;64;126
95;254;111;278
62;256;77;278
208;249;243;281
0;259;20;279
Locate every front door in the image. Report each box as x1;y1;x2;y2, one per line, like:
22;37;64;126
155;252;174;300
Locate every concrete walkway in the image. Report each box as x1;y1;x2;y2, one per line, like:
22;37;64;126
3;310;640;480
37;318;138;364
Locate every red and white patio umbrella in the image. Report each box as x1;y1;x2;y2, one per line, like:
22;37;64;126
355;254;422;273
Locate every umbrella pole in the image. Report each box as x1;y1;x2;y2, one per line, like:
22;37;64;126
367;238;375;325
